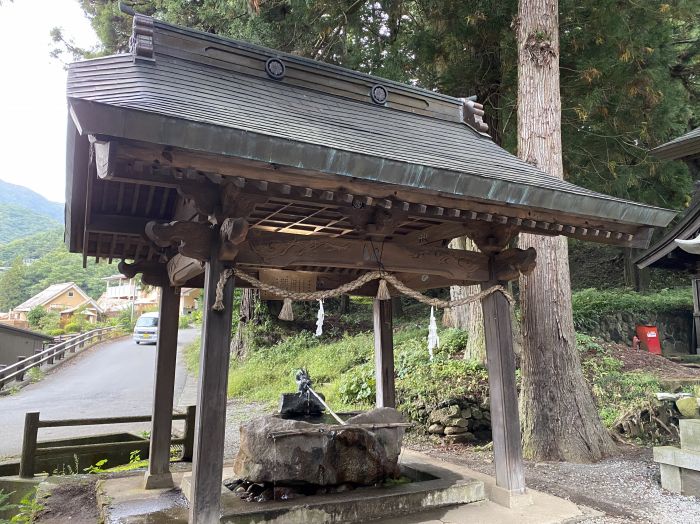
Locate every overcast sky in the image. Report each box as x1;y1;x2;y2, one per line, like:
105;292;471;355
0;0;98;203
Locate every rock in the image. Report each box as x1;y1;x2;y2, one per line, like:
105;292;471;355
444;426;468;435
475;430;492;441
445;432;475;444
255;488;274;502
448;417;469;428
428;423;445;435
273;486;299;500
471;409;483;420
223;477;242;490
429;405;461;425
460;408;472;419
676;397;700;418
483;411;491;421
234;408;405;486
246;483;265;495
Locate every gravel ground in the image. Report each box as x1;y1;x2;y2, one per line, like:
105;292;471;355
411;442;700;524
223;398;270;460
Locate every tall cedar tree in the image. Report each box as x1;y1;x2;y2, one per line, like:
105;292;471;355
516;0;617;461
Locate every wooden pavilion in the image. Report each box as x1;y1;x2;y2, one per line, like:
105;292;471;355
65;11;676;523
636;127;700;355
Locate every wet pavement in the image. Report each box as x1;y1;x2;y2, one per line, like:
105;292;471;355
0;328;198;459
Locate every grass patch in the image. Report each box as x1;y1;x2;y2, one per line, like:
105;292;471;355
577;333;661;427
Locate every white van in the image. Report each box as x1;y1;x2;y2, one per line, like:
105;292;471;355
133;312;159;344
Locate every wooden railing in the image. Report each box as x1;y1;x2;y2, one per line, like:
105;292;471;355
20;406;196;478
0;327;116;390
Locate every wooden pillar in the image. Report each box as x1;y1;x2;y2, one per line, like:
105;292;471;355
482;279;526;494
189;252;234;524
373;298;395;408
143;285;181;489
692;278;700;355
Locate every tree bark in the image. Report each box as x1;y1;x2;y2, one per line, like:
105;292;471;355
448;237;486;364
230;289;258;360
516;0;616;462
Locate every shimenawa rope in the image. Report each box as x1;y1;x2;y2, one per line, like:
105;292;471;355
212;268;513;316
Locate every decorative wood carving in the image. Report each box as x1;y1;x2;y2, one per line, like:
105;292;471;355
117;259;169;287
366;207;408;236
175;178;220;218
145;220;213;261
219;216;250;260
493;247;537;281
468;224;520;254
220;181;268;222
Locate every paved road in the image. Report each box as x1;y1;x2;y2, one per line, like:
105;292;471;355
0;328;199;459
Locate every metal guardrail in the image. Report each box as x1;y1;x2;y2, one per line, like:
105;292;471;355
19;406;196;478
0;327;117;390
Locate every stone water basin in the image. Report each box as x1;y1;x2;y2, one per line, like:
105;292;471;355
232;407;406;487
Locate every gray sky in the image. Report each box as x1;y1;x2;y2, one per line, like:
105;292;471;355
0;0;98;203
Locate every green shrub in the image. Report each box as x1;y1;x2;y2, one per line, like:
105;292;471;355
179;315;191;329
64;322;81;333
338;362;376;405
572;288;692;331
47;328;64;336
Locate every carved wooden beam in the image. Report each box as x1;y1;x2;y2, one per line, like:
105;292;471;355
145;221;214;261
398;222;475;246
226;232;534;282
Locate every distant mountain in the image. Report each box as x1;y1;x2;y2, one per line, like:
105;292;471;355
0;179;63;223
0;180;64;244
0;228;64;266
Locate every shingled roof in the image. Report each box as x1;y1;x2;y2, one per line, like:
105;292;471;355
651;127;700;161
65;14;676;261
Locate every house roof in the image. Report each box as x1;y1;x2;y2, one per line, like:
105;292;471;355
13;282;89;312
651;127;700;161
0;322;52;341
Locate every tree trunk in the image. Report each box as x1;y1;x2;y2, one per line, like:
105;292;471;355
447;237;486;364
516;0;616;462
230;289;258;360
338;294;350;315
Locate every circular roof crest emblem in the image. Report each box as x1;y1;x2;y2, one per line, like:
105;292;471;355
265;58;286;80
370;84;388;105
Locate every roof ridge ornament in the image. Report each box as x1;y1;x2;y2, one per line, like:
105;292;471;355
129;12;155;62
462;96;490;137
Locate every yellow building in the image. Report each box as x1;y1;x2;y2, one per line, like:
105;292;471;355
8;282;102;326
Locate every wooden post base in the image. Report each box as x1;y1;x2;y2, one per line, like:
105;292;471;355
143;471;174;490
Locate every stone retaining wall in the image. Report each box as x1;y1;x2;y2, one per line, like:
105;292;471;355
579;312;692;354
423;398;491;444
